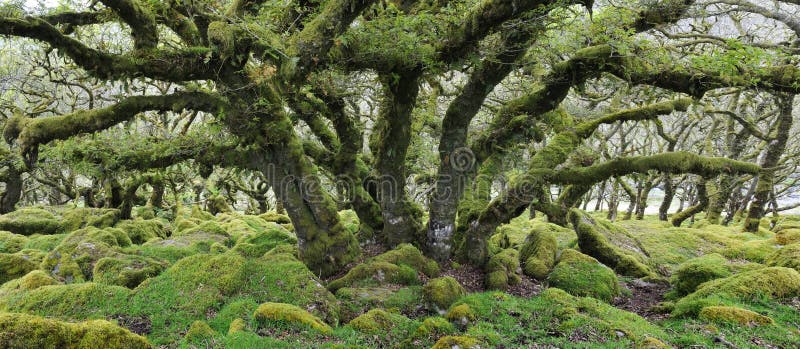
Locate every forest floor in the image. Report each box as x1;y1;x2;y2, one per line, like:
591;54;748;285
0;206;799;348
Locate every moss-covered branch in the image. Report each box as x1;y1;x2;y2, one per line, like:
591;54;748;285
99;0;159;49
4;92;227;160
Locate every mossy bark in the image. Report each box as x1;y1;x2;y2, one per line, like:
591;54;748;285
671;179;708;227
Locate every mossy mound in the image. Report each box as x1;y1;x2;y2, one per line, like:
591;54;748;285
253;302;332;334
60;207;121;231
22;233;66;251
445;303;475;326
0;312;151;349
485;248;521;290
519;229;558;280
229;223;297;258
698;306;773;326
40;227;131;283
776;228;800;245
669;253;731;297
0;270;57;296
0;208;62;236
423;276;467;311
335;286;425;322
92;254;168;288
184;320;217;343
411;316;455;339
259;211;292;224
227;318;247;335
347;308;411;333
114;219;169;245
490;216;577;255
673;267;800;316
547;249;621;302
765;243;800;271
569;209;653;277
0;252;38;284
328;244;436;291
0;282;131;319
431;335;483;349
0;231;27;253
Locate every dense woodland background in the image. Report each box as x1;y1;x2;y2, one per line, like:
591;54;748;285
1;0;800;348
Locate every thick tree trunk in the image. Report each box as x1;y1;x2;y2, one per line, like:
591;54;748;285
0;168;22;214
744;94;794;232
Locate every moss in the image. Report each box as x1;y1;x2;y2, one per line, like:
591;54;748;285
339;209;361;235
765;243;800;271
23;234;66;251
190;205;215;220
335;286;425;322
0;231;27;253
0;207;62;235
207;195;232;215
259;211;292;224
569;209;654;277
0;312;151;349
0;252;38;284
185;320;217;342
413;316;455;338
173;220;227;237
423;276;467;311
431;335;482;349
60;208;120;232
327;261;419;291
0;282;131;319
698;306;773;326
519;229;558;279
228;318;247;334
0;270;57;296
115;219;169;244
776;229;800;245
445;303;475;326
40;227;129;283
230;224;297;258
371;243;439;277
547;249;621;302
92;254;168;288
669;253;732;297
722;238;777;263
347;308;410;333
673;267;800;316
86;209;121;229
485;248;521;290
253;302;332;334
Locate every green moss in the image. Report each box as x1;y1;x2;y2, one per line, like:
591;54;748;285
40;227;129;283
259;211;292;224
673;267;800;316
371;243;439;277
0;312;151;349
0;231;27;253
669;253;732;297
23;234;66;251
485;248;521;290
173;220;227;237
228;318;247;335
0;282;131;319
412;316;455;338
519;229;558;279
0;208;62;235
0;270;57;296
765;243;800;271
185;320;217;342
253;302;332;334
60;208;120;232
115;219;169;244
328;261;419;291
92;254;167;288
423;276;466;310
86;210;121;229
698;306;773;326
335;286;424;322
776;229;800;245
569;209;654;277
548;249;621;302
0;252;38;284
431;335;482;349
347;308;410;333
445;303;475;326
190;205;215;221
230;224;297;258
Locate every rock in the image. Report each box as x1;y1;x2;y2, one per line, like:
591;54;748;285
698;306;773;326
669;253;731;297
423;276;467;311
485;248;521;290
569;209;653;277
519;229;558;280
253;302;332;334
0;312;151;349
547;249;621;302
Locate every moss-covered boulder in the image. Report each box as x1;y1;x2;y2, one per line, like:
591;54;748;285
0;270;57;296
328;244;436;292
184;320;217;343
485;248;521;290
412;316;455;339
776;228;800;245
0;312;151;349
0;252;38;284
423;276;467;311
40;227;130;283
61;207;121;232
569;209;653;277
115;219;169;245
0;208;62;236
92;254;168;288
227;318;247;335
259;211;292;224
371;243;439;277
445;303;475;326
698;306;773;326
765;243;800;271
0;231;27;253
547;249;621;302
673;267;800;316
0;282;131;319
669;253;731;297
347;308;411;333
519;229;558;280
335;286;424;322
431;335;483;349
253;302;332;334
229;223;296;258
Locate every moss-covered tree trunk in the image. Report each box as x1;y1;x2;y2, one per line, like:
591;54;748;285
658;173;673;221
0;167;22;214
671;179;708;227
635;176;656;220
744;93;794;232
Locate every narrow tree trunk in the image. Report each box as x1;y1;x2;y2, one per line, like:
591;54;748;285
671;179;709;227
658;173;673;221
0;168;22;213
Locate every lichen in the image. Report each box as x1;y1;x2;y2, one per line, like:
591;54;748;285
485;248;521;290
698;306;773;326
253;302;332;334
423;276;467;311
0;312;151;349
547;249;621;302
